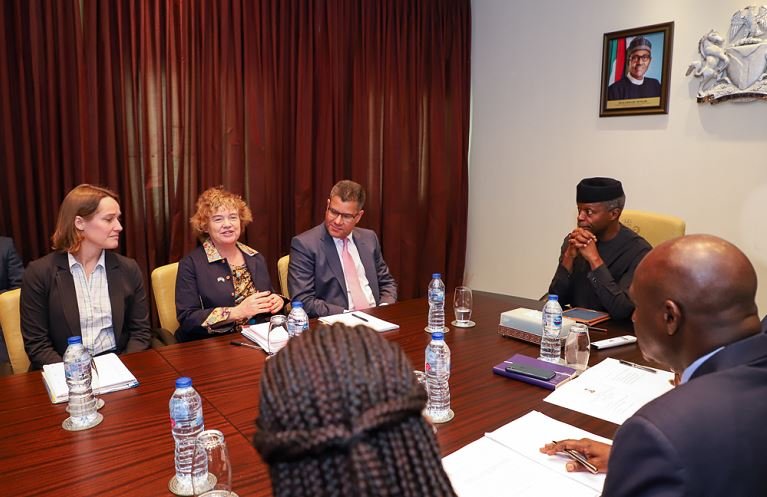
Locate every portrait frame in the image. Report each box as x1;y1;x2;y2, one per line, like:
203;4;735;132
599;22;674;117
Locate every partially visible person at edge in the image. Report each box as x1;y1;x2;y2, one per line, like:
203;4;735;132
0;236;25;365
21;184;151;369
607;36;662;100
288;179;397;318
548;177;651;320
254;323;457;497
541;234;767;496
175;186;287;342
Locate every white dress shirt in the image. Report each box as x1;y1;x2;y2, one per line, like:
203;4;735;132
333;235;376;310
68;251;116;355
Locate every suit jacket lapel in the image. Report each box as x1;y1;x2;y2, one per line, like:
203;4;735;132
353;229;379;301
54;252;81;337
105;252;125;336
321;228;348;301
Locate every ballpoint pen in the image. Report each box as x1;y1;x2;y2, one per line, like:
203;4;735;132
230;340;268;352
588;326;608;333
352;313;369;322
552;441;599;474
619;359;657;374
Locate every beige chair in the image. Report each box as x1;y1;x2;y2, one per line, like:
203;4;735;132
0;289;30;374
621;209;686;247
277;255;290;298
151;262;180;335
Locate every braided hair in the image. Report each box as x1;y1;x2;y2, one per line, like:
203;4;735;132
254;323;457;497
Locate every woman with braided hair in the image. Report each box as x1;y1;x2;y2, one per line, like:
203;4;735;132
253;323;457;497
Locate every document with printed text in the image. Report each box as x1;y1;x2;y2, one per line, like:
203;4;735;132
544;357;674;425
442;411;610;497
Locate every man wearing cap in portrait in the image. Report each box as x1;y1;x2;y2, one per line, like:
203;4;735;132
548;178;651;320
607;36;662;100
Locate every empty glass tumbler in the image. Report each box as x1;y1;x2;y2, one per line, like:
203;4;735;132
564;323;590;373
191;430;238;497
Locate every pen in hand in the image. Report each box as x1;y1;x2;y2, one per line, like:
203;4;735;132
552;441;599;474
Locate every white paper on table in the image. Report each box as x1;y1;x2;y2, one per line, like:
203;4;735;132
242;322;289;353
544;357;674;425
442;411;609;497
318;311;399;332
42;353;139;404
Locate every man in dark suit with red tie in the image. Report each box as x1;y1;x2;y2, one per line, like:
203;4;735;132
542;234;767;496
288;180;397;318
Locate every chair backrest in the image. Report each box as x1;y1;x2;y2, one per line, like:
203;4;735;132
0;289;30;374
621;209;686;247
277;255;290;298
151;262;180;334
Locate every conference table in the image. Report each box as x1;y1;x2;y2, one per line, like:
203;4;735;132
0;292;653;496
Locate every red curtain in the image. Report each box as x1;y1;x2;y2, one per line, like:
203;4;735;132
1;0;470;308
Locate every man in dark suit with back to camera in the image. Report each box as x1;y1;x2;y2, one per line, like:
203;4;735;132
288;180;397;318
542;234;767;496
607;36;662;100
548;177;651;320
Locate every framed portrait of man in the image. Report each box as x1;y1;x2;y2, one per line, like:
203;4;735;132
599;22;674;117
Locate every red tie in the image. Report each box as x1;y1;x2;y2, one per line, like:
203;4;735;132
342;238;369;310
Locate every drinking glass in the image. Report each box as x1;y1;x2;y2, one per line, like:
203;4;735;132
267;315;287;355
191;430;239;497
564;323;590;373
451;286;475;328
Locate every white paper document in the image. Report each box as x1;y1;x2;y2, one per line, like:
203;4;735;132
42;353;139;404
318;311;399;332
544;357;674;425
443;411;610;497
242;322;289;353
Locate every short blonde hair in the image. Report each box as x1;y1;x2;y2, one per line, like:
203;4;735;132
190;187;253;241
51;184;119;253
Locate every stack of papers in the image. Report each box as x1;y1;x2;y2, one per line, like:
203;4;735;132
319;311;399;332
42;353;139;404
443;411;610;497
544;357;674;425
242;322;289;353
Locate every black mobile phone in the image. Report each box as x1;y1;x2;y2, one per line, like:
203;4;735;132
505;363;556;381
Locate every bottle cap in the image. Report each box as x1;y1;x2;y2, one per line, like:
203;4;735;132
432;273;441;279
431;332;444;340
291;301;303;308
175;377;193;388
67;336;83;345
548;294;559;301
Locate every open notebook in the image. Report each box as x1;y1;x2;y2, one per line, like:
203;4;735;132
319;311;399;332
242;322;289;353
42;353;139;404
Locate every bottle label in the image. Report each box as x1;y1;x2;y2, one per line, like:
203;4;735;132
428;289;445;303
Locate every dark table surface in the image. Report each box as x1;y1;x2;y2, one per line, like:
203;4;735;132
0;291;649;496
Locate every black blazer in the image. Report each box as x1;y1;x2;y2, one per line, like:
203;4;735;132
0;236;24;292
21;251;151;369
175;240;283;342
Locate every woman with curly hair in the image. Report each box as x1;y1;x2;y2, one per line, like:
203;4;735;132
175;186;286;342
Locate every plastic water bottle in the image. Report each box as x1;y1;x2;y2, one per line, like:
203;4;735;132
427;273;446;332
287;301;309;337
540;295;563;363
62;336;102;429
425;331;451;422
169;377;206;494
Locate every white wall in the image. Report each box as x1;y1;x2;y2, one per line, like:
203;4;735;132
467;0;767;314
